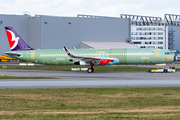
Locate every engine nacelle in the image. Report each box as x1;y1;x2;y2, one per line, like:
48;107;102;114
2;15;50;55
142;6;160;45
99;59;114;65
74;61;90;65
99;58;119;65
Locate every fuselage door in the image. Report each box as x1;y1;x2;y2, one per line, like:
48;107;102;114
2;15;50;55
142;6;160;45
31;51;35;60
155;50;160;58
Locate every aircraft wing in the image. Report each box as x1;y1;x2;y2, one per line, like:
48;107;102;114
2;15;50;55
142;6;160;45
63;46;115;65
3;52;22;57
63;46;101;61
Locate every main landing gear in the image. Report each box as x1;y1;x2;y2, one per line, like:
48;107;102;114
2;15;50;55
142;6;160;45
87;62;94;73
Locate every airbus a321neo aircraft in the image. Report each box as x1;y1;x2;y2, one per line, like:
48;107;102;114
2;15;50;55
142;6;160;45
3;27;178;73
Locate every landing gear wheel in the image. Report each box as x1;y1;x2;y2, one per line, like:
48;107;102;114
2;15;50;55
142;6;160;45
87;68;94;73
164;69;168;73
87;62;94;73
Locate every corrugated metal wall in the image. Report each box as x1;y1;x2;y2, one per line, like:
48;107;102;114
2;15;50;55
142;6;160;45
30;16;41;49
38;16;130;49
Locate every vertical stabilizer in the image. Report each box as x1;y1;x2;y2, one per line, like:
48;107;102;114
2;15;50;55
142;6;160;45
5;27;34;51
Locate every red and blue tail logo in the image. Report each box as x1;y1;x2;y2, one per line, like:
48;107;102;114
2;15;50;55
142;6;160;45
6;30;19;50
5;27;34;51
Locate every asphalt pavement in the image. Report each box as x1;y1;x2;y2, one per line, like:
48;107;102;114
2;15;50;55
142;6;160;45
0;69;180;89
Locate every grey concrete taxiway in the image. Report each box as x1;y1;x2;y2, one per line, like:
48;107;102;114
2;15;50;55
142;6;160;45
0;69;180;88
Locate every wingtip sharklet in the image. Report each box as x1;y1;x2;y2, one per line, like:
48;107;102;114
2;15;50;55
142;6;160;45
63;46;71;55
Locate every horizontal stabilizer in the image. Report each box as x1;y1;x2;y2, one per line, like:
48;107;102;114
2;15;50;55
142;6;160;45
3;52;22;57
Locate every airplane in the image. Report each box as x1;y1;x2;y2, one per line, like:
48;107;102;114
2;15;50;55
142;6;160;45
3;27;178;73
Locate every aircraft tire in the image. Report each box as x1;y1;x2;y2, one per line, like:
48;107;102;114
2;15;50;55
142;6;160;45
87;68;94;73
164;69;168;73
0;59;1;62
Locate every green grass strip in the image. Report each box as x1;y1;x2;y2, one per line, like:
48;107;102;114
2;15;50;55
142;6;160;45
0;87;180;119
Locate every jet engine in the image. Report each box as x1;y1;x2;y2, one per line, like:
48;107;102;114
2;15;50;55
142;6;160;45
98;58;119;65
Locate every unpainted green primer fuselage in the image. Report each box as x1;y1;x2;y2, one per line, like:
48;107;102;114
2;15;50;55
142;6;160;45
5;48;174;65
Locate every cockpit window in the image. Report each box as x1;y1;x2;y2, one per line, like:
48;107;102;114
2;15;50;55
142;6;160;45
165;52;170;55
